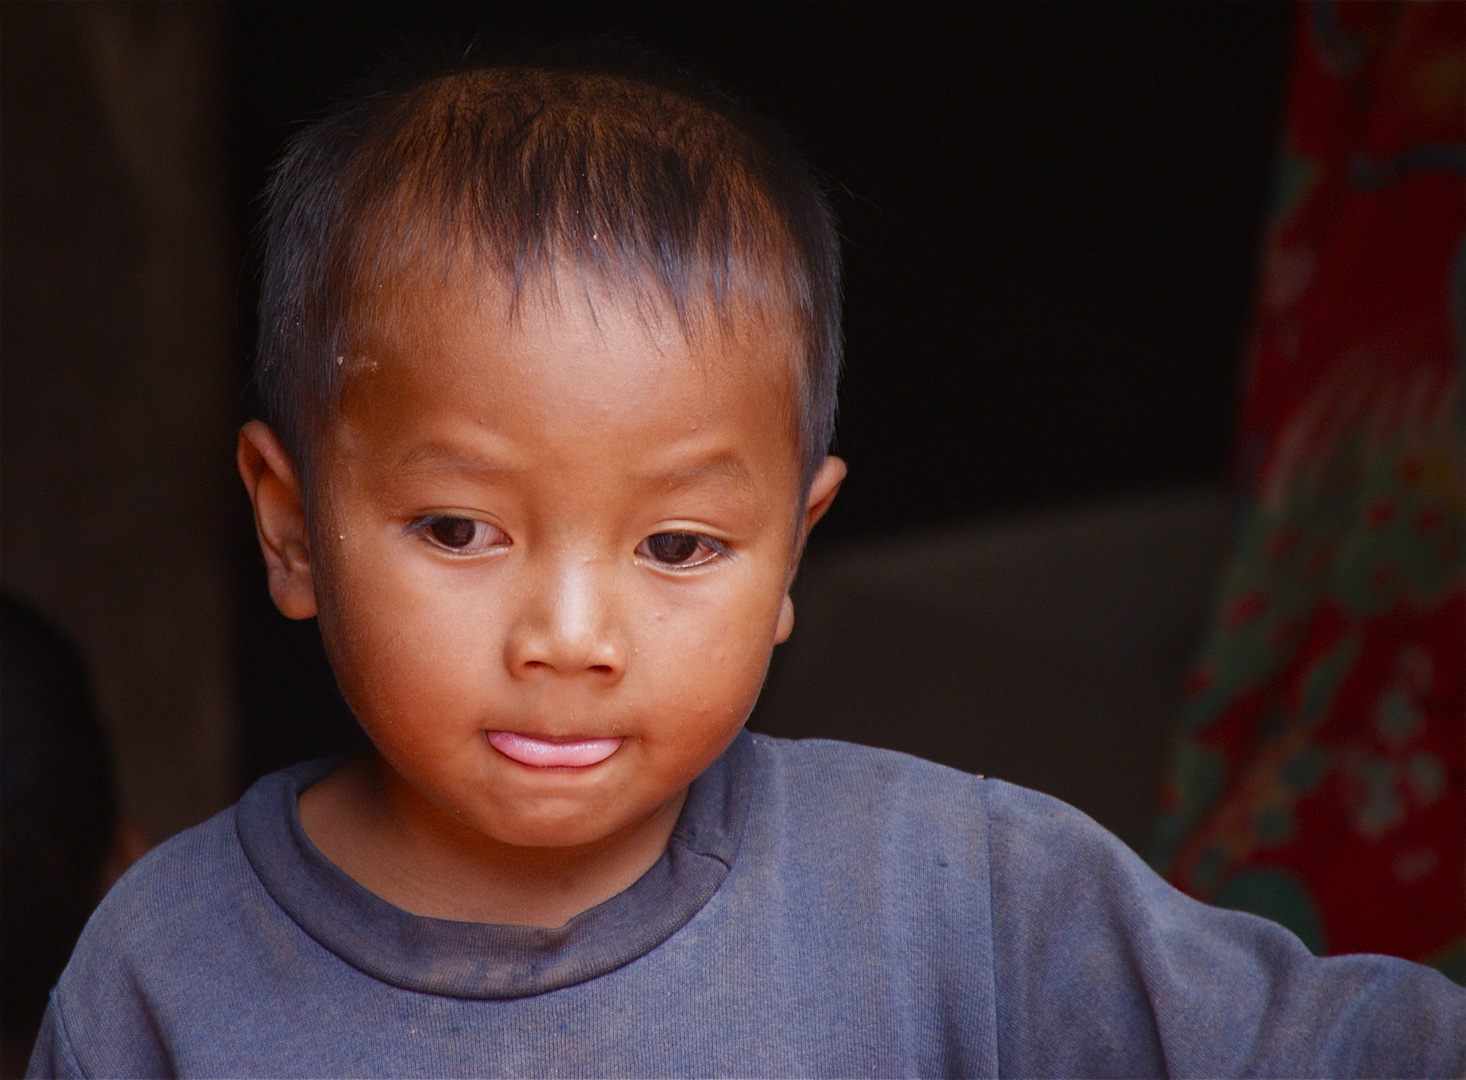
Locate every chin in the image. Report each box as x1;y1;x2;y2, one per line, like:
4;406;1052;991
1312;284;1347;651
472;786;634;848
490;813;626;850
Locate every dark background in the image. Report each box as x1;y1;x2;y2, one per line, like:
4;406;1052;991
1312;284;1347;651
1;2;1294;834
233;2;1291;536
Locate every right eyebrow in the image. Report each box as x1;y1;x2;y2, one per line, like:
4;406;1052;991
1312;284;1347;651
390;443;524;478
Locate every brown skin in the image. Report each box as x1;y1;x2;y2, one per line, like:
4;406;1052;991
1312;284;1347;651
238;279;843;928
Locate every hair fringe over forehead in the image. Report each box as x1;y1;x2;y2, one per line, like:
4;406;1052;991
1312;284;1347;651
254;48;842;490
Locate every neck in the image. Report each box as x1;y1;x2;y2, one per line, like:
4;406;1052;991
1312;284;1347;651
298;752;687;927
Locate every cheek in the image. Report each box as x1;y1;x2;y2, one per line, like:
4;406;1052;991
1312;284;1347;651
632;578;784;726
312;547;490;727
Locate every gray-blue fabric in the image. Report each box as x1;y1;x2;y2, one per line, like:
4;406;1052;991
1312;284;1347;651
27;732;1465;1078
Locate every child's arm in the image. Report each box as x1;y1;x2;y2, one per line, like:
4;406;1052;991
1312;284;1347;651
983;779;1465;1077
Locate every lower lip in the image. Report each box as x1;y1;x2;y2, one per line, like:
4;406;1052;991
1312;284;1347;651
486;731;624;768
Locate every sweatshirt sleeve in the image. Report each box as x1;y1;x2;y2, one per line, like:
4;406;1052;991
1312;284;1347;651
981;779;1466;1078
26;995;87;1080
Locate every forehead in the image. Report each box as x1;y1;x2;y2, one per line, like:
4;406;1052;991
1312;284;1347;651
335;267;803;456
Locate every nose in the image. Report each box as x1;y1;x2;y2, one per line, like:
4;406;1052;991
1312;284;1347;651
503;557;628;682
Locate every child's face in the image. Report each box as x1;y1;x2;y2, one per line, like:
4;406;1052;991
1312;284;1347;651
250;276;842;851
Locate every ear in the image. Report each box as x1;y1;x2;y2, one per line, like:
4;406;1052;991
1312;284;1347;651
237;420;318;620
775;455;847;644
800;455;847;545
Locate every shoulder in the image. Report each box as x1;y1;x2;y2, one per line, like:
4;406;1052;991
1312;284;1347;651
738;735;1171;938
64;759;338;974
58;806;265;979
76;805;255;959
976;773;1144;883
738;733;1002;900
41;807;251;1078
743;732;1104;847
47;771;312;1078
744;732;981;806
743;736;1180;922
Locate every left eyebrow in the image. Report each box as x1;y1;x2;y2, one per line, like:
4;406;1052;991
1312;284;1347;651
638;452;755;492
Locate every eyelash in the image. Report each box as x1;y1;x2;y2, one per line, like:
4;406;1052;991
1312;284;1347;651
636;532;731;570
409;516;509;556
410;518;730;569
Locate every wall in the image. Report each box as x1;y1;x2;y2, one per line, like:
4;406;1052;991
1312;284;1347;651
1;3;237;840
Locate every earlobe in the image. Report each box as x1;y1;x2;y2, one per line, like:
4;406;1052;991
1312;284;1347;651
237;420;318;620
775;595;795;644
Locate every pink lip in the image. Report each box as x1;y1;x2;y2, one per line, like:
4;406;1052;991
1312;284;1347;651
486;731;624;768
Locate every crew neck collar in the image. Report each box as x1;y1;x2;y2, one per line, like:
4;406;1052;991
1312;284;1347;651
236;730;754;999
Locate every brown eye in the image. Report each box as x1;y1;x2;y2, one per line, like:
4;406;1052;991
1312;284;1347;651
644;532;704;565
427;517;479;548
413;516;509;557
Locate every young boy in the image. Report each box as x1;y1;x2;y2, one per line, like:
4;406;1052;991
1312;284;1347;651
29;47;1463;1079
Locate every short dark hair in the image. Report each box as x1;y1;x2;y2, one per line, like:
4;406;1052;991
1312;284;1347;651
255;42;842;490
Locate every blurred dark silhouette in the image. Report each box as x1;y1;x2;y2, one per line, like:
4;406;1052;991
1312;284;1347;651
0;596;149;1078
0;2;238;845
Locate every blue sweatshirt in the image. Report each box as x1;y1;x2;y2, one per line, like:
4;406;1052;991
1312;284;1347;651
28;732;1465;1078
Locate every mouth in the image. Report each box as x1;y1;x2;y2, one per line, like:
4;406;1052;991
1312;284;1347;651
485;730;625;769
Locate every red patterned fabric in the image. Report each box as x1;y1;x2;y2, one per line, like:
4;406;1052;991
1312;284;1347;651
1152;1;1465;980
